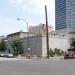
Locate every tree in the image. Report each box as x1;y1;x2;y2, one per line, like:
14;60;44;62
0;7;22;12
0;40;6;52
11;40;24;56
71;41;75;48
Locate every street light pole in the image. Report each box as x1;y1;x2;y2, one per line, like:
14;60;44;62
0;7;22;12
17;18;30;56
45;5;49;58
26;22;30;53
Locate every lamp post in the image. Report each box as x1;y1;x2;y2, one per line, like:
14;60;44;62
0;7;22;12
17;18;30;57
17;18;28;32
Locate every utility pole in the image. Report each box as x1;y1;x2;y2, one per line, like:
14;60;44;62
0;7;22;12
45;5;49;58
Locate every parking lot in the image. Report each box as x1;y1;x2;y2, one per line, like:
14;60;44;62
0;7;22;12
0;58;75;75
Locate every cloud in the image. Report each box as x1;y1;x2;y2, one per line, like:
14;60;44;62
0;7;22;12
9;0;23;4
8;0;55;30
8;0;55;15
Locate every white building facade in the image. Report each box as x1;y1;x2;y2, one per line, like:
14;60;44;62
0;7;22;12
6;34;70;57
22;35;70;57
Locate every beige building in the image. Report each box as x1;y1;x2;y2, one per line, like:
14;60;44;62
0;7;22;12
7;23;53;41
0;36;7;42
7;31;36;41
29;23;53;34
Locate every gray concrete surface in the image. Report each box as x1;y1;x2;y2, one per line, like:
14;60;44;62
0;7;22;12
0;59;75;75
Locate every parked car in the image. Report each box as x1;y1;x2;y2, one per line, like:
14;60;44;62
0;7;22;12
64;48;75;59
6;53;14;58
0;51;14;58
0;52;6;57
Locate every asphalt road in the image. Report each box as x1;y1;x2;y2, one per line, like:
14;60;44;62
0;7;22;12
0;59;75;75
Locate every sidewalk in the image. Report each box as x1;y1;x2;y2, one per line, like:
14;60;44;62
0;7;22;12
0;56;64;61
50;56;64;60
0;57;28;61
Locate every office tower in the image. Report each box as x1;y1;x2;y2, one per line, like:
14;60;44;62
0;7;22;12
55;0;75;37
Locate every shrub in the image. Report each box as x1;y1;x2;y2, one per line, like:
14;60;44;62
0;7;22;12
60;50;65;56
54;48;61;56
53;48;65;56
49;48;54;57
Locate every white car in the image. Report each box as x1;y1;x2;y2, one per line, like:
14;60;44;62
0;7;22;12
6;53;14;58
0;53;6;57
0;52;6;57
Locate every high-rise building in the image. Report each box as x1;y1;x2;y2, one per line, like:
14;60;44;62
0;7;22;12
55;0;75;37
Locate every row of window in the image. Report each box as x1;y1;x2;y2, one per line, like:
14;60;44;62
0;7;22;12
49;32;65;37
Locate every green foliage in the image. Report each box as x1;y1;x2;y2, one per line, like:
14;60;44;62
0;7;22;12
49;48;54;57
49;48;65;57
60;50;65;56
54;48;61;56
0;40;6;52
71;41;75;48
11;40;24;56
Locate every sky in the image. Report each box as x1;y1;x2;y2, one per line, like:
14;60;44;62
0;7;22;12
0;0;55;36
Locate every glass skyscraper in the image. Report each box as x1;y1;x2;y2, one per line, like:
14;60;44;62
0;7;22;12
55;0;75;32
